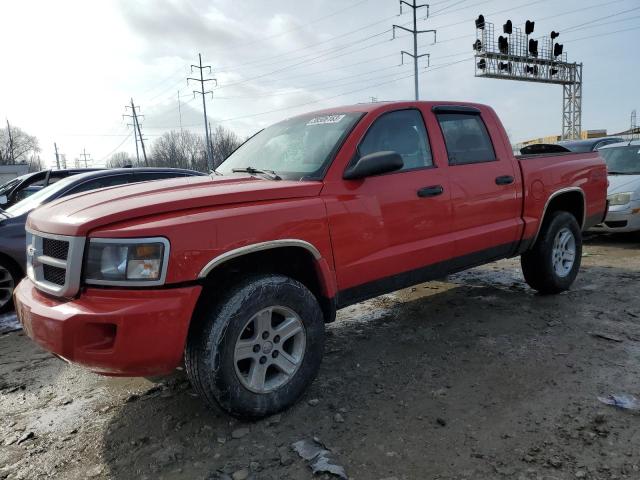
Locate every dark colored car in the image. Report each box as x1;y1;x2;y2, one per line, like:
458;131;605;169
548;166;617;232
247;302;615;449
557;137;624;153
0;167;205;312
0;168;102;209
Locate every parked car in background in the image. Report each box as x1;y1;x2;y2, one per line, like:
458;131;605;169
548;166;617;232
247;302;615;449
0;168;102;209
0;167;204;312
557;137;624;153
13;101;607;417
590;140;640;233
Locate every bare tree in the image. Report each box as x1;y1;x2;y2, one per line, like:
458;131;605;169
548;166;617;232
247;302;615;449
149;130;207;172
108;152;136;168
0;124;40;165
27;154;43;172
210;125;241;168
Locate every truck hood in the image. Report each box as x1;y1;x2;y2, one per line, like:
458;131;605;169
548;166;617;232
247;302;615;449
27;175;323;236
607;174;640;195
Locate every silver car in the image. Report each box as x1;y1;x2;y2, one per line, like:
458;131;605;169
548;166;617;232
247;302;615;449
590;140;640;233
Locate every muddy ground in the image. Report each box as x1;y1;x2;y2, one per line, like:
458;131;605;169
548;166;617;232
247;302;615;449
1;235;640;480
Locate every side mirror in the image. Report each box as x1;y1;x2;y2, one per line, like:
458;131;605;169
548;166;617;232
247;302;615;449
0;195;7;205
343;151;404;180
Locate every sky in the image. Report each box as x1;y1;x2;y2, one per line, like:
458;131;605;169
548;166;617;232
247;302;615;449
1;0;638;168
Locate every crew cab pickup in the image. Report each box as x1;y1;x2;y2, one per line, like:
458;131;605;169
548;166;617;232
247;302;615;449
14;101;607;418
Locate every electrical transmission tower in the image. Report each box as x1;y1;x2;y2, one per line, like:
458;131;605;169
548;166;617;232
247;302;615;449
393;1;436;101
123;99;148;166
79;148;91;168
631;110;638;140
188;53;217;172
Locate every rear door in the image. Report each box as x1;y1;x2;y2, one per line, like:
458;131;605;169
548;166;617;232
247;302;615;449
433;106;521;261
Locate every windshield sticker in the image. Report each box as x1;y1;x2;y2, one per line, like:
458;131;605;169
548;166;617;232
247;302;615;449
306;114;346;126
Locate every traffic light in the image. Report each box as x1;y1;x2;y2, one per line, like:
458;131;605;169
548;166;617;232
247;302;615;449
499;62;512;73
473;39;482;51
525;65;539;75
525;20;535;35
475;15;485;29
553;43;563;57
551;31;560;40
477;59;487;69
498;36;509;54
528;38;538;57
503;20;512;35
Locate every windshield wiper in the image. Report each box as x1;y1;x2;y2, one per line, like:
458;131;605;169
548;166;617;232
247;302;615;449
232;166;281;180
608;171;637;175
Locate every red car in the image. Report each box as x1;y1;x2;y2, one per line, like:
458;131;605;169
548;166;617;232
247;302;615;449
15;101;607;418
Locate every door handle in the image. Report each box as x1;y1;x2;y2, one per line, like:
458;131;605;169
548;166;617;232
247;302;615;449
417;185;444;197
495;175;514;185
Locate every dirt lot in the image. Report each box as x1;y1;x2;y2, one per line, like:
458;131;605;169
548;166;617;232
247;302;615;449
1;235;640;480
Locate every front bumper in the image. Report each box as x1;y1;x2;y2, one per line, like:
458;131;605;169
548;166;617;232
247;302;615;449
589;202;640;233
14;279;202;376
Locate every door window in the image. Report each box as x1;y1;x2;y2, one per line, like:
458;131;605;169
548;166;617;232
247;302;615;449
436;113;496;165
358;109;432;171
67;174;132;194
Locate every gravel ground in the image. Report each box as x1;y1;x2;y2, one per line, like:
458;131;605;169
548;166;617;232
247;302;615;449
1;234;640;480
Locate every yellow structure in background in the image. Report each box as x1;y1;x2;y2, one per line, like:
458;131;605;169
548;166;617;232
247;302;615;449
519;129;608;147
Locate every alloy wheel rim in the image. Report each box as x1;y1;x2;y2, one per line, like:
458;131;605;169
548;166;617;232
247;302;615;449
551;227;576;278
0;265;14;309
233;306;306;394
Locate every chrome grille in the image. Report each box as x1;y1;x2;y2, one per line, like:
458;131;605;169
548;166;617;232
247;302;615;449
26;229;86;297
42;238;69;260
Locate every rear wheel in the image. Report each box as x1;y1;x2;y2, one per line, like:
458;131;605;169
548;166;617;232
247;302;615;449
0;262;18;313
521;211;582;294
185;274;325;418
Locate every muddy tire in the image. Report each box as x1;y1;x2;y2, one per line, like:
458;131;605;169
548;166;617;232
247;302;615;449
521;211;582;294
0;260;19;314
185;274;325;418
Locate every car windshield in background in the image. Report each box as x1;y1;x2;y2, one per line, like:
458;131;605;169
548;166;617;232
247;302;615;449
600;146;640;175
216;112;363;180
0;178;20;196
5;175;77;217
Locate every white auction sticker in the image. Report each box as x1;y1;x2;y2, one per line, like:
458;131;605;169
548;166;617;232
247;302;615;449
306;114;346;126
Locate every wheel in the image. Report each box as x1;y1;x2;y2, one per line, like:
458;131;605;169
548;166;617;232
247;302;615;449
0;261;18;314
185;274;325;418
521;211;582;294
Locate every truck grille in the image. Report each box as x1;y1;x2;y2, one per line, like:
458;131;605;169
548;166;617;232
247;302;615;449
43;265;67;285
26;230;86;297
42;238;69;260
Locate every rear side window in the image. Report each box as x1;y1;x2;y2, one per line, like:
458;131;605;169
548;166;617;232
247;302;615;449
134;172;186;182
358;109;433;171
436;113;496;165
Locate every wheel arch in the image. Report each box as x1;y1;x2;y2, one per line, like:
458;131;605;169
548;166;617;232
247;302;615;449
532;187;586;245
196;240;337;323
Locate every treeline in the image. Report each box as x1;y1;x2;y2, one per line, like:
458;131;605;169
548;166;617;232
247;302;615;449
107;125;242;172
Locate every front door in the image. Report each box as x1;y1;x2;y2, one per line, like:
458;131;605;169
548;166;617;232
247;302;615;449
323;107;452;305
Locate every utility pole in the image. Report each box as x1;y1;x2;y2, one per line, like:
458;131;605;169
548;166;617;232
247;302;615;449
6;119;14;163
178;90;183;132
188;53;217;171
80;148;91;168
123;99;148;166
393;1;436;100
54;143;60;169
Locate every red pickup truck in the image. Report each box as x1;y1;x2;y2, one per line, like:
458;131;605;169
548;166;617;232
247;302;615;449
15;101;607;418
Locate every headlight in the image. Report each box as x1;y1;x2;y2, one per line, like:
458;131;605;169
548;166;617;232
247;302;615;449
607;192;633;206
84;238;169;286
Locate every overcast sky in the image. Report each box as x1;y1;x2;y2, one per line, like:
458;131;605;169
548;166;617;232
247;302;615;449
1;0;638;168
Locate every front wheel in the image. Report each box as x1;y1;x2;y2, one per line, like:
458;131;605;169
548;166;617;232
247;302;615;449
185;274;325;418
521;211;582;294
0;261;18;313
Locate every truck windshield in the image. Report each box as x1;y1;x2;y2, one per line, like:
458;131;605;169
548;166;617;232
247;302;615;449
600;146;640;175
216;112;363;180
